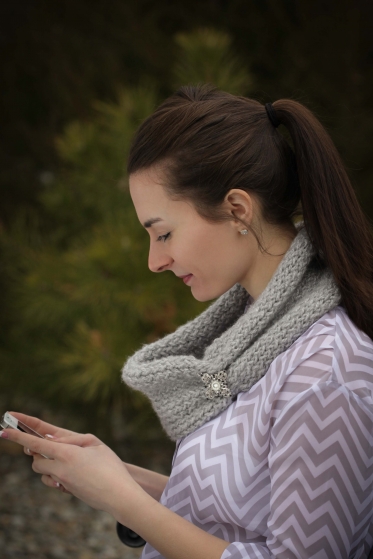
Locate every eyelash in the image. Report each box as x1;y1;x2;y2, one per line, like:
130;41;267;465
157;232;171;243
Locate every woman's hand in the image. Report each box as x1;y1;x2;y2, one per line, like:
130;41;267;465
10;411;80;459
1;425;230;559
8;411;85;492
5;413;169;500
9;411;79;439
38;433;107;495
1;428;143;517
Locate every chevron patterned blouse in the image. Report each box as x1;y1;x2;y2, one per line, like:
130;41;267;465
141;305;373;559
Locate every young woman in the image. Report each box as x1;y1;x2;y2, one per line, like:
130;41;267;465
2;84;373;559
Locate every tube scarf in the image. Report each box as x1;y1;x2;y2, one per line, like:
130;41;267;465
122;222;342;441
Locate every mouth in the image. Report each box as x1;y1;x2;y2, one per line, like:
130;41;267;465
178;274;193;285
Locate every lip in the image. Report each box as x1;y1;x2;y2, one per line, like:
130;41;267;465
178;274;193;285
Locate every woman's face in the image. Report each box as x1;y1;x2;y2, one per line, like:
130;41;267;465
129;168;258;302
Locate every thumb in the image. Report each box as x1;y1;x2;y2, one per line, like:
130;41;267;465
49;433;102;448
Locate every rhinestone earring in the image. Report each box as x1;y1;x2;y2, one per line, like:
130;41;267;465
240;229;248;235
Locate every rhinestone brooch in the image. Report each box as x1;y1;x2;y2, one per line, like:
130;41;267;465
201;371;231;400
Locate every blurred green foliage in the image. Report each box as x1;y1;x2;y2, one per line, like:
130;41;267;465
0;29;253;454
173;28;252;93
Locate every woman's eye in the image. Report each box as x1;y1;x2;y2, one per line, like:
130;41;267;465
157;232;171;243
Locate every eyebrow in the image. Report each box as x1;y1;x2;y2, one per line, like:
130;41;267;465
143;217;163;228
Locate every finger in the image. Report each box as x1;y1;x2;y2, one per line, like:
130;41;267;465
32;455;46;474
21;433;98;451
41;474;58;488
50;474;69;492
8;412;77;438
24;446;36;456
24;436;55;456
40;474;70;493
32;454;60;479
53;433;101;447
2;429;61;459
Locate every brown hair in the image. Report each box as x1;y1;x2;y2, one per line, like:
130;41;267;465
127;83;373;340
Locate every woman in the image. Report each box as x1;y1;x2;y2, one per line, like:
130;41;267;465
2;84;373;558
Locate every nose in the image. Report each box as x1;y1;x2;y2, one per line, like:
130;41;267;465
148;243;173;273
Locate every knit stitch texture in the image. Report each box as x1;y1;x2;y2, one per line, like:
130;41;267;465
121;222;342;440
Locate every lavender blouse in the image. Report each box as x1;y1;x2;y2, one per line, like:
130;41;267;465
141;305;373;558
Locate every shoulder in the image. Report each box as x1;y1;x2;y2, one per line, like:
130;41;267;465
329;305;373;403
239;305;373;418
273;304;373;405
258;306;373;442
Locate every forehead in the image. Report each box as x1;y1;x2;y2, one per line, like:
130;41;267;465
129;168;168;206
129;169;194;225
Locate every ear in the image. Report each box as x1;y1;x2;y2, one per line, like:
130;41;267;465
222;189;254;228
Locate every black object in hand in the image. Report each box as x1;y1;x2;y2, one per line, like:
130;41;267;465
116;522;146;547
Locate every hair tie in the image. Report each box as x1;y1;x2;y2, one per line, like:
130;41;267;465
265;103;280;128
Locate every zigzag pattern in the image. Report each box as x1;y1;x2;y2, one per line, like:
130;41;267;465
141;306;373;559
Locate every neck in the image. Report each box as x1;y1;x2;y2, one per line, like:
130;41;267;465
239;225;298;301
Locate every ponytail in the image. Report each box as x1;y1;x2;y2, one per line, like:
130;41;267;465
274;99;373;340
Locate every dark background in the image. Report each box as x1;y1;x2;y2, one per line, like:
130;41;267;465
2;0;373;223
0;0;372;469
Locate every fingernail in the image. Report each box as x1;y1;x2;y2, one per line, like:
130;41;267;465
26;448;31;454
0;430;9;439
45;434;55;439
54;481;61;488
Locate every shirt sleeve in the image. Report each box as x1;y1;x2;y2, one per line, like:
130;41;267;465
221;380;373;559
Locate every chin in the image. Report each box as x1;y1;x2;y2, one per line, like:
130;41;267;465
191;293;216;303
191;283;234;302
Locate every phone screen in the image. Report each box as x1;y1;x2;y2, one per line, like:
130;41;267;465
0;412;51;459
0;412;45;439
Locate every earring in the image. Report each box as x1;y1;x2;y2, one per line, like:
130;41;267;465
240;229;248;235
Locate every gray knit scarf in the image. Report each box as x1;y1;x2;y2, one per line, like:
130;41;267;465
122;222;342;441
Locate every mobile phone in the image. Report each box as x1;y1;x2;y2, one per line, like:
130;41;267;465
0;412;50;458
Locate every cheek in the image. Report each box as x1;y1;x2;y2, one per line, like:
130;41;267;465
187;230;218;262
189;229;238;270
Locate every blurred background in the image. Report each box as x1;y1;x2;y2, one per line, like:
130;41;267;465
0;0;373;556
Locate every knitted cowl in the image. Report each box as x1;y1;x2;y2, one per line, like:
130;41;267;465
121;222;342;441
